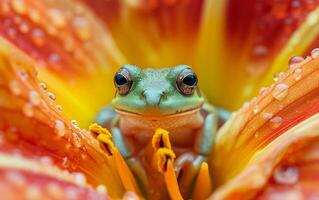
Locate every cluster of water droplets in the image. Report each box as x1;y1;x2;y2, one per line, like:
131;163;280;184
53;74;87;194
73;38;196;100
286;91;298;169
240;48;319;138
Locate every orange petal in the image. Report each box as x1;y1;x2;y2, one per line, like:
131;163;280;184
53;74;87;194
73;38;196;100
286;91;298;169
209;113;319;200
0;38;125;197
196;1;319;110
212;53;319;186
0;167;110;200
0;0;126;126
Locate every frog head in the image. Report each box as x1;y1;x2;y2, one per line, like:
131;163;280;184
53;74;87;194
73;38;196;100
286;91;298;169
112;64;204;117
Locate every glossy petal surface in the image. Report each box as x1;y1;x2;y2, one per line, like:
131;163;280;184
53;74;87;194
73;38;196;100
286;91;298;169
0;38;125;197
211;54;319;196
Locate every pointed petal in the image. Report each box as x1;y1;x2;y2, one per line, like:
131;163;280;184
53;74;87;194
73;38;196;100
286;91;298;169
0;0;126;126
211;53;319;186
210;113;319;200
0;38;125;197
196;1;319;110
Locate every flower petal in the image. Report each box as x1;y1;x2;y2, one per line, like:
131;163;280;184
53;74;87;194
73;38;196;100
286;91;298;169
0;38;125;197
0;0;126;126
209;113;319;200
211;53;319;186
0;167;109;200
196;1;319;110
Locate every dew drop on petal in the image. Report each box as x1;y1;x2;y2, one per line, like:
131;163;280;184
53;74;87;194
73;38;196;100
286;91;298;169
29;10;40;23
29;91;41;106
258;87;269;96
61;156;69;168
46;182;63;199
5;171;26;187
73;16;91;41
73;172;86;186
72;133;82;148
293;67;303;81
55;120;65;136
9;80;22;95
253;104;260;114
96;185;107;194
39;82;47;90
23;103;34;117
25;185;42;200
311;48;319;58
56;104;63;112
288;56;304;69
270;116;282;129
274;166;299;185
31;28;45;46
47;92;56;101
48;9;66;28
272;83;289;101
11;0;26;14
261;112;273;120
123;191;139;200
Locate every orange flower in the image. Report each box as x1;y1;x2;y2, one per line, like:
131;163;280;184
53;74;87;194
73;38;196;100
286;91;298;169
1;0;319;199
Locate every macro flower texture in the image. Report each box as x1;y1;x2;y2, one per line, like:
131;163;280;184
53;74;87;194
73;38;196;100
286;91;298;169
1;0;319;199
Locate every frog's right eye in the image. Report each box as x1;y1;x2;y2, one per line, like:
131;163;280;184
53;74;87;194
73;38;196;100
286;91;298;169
114;68;132;95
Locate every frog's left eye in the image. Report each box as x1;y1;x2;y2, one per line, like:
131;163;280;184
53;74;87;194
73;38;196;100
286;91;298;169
176;69;198;95
114;68;132;95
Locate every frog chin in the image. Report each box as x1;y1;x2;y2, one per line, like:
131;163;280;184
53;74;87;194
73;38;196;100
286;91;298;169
113;106;202;120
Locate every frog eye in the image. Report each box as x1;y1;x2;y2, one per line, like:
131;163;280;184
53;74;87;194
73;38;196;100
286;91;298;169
114;68;132;95
176;69;198;95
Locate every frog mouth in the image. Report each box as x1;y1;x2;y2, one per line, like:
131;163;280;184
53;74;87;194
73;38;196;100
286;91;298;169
113;106;202;119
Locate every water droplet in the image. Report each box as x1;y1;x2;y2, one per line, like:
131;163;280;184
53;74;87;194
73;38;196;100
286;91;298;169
46;182;63;199
11;0;26;14
288;56;304;69
29;91;41;106
48;9;66;28
73;16;91;41
261;112;273;120
25;185;42;200
31;28;45;46
55;120;65;136
272;83;289;101
311;48;319;58
39;82;47;90
9;80;22;95
96;185;107;194
47;92;56;101
39;156;53;165
73;172;86;185
253;104;260;114
72;133;82;148
61;156;69;168
270;116;282;129
23;103;34;117
29;10;40;23
274;166;299;185
123;191;139;200
48;53;61;64
293;67;303;81
253;45;268;57
5;171;26;187
259;87;269;96
56;104;63;112
19;22;29;33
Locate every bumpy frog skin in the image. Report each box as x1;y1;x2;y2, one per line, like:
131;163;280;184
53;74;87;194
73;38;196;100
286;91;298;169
96;65;220;198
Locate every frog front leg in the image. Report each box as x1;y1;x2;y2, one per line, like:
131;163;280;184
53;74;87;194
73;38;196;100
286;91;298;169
175;103;217;195
96;106;148;192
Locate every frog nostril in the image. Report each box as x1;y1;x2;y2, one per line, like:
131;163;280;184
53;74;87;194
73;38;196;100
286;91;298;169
143;90;164;106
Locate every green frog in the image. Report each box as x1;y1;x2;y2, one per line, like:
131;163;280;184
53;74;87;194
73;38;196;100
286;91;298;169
96;64;229;197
